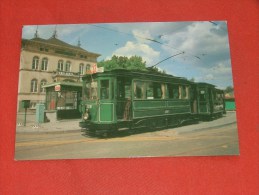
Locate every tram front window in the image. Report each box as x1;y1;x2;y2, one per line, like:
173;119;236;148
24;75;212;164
100;80;109;99
85;80;97;100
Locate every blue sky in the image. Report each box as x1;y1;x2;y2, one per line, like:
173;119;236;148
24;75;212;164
22;21;233;89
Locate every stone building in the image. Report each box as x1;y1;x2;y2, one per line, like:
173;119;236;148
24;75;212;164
18;30;100;111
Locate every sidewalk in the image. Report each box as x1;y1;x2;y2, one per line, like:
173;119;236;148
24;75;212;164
16;113;82;133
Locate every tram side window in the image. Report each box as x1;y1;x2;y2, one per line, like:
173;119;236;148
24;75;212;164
118;80;124;98
134;81;145;99
167;84;179;99
146;82;164;99
118;79;131;99
84;81;97;100
146;82;154;99
100;80;109;99
216;92;223;101
154;83;163;99
125;85;131;99
212;91;216;101
85;83;91;99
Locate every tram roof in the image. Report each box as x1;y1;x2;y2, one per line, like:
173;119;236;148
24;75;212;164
195;82;215;87
83;69;192;84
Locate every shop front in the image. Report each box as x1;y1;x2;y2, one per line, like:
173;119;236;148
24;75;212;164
43;82;82;121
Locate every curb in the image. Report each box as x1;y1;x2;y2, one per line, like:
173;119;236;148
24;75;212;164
16;120;82;134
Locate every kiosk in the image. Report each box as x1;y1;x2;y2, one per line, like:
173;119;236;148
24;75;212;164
43;82;82;121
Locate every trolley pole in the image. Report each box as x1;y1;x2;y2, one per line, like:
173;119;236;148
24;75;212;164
149;51;185;68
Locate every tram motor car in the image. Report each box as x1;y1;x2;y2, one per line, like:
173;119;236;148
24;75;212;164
79;69;225;136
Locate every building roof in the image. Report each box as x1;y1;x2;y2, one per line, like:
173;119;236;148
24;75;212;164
22;36;100;57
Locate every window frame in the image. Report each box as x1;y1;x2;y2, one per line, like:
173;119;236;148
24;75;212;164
167;83;180;99
79;63;84;75
58;60;64;71
32;56;39;70
30;79;38;93
40;79;47;93
65;61;71;72
100;79;110;100
41;57;48;71
133;80;145;99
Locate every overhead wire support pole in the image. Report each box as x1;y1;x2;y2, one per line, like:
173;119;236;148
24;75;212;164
150;51;185;68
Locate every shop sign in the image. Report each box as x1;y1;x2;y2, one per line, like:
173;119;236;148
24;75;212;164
86;64;98;74
55;85;61;91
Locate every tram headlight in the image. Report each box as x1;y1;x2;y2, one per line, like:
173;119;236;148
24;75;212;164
83;113;89;120
83;109;90;120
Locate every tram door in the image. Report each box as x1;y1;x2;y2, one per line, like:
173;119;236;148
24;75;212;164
116;77;132;121
197;88;210;114
190;85;198;114
208;88;214;114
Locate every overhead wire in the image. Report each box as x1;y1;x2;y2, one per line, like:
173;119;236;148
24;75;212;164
88;24;181;51
87;22;227;66
87;23;203;62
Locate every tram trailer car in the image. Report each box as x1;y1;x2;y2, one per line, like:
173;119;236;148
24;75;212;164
79;69;225;136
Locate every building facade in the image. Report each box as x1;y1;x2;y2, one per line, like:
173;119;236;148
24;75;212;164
18;33;100;111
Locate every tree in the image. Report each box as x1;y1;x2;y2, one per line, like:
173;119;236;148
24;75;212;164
189;78;195;82
224;86;234;98
97;55;147;71
225;86;234;94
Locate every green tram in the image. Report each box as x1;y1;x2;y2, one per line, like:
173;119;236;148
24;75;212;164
79;69;225;136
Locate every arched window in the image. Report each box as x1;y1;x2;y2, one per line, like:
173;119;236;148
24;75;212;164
86;64;91;72
65;61;71;72
30;79;38;93
41;58;48;71
79;63;84;75
58;60;64;71
40;79;47;93
32;56;39;70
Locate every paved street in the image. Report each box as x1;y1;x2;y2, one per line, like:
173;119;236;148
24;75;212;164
15;112;239;160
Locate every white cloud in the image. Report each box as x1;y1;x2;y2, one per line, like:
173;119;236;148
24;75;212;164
210;63;232;74
111;41;160;65
194;61;233;87
204;74;214;80
161;22;230;65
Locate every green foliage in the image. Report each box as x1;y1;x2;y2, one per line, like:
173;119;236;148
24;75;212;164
98;55;167;74
224;86;234;94
189;78;195;82
98;55;147;71
146;66;167;74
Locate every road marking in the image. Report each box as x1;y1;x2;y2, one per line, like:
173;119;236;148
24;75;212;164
221;145;228;148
